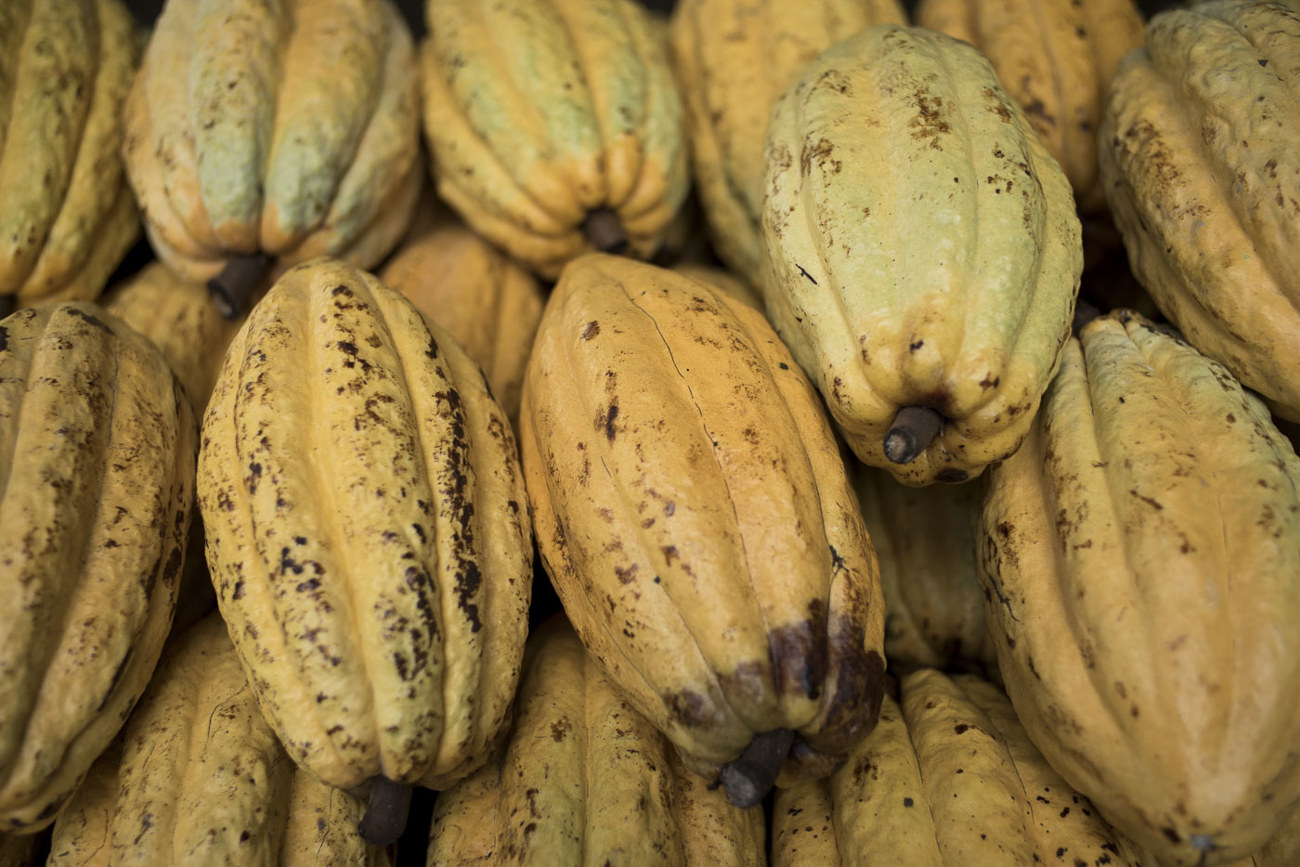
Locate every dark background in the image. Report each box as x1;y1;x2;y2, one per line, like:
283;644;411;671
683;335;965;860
124;0;1187;36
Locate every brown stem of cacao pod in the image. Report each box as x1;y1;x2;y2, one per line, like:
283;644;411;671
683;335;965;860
0;294;15;319
717;727;795;809
357;776;415;847
207;253;270;320
583;208;629;255
884;406;943;464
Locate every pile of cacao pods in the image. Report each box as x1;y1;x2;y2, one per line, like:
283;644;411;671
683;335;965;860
2;0;1299;864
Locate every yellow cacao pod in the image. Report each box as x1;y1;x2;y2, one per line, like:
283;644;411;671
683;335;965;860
520;254;886;807
197;258;534;800
427;617;766;866
0;303;197;832
0;0;141;310
979;311;1300;864
760;24;1082;486
419;0;691;279
1098;0;1300;421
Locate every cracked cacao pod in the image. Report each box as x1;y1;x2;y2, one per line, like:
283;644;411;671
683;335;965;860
419;0;691;279
0;0;141;312
1098;0;1300;421
122;0;421;317
427;617;765;866
196;258;534;818
520;254;887;808
0;302;197;833
760;24;1082;486
979;310;1300;865
773;669;1145;865
669;0;907;285
47;615;393;866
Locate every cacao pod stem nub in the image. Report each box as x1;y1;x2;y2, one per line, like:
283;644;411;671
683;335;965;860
207;253;270;320
583;208;629;255
884;406;943;464
718;727;795;809
357;776;414;847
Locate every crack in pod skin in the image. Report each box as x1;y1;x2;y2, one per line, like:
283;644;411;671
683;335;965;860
196;257;533;799
978;310;1300;865
518;253;886;797
0;302;197;833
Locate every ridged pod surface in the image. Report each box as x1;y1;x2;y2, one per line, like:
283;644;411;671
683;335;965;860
379;217;545;427
761;25;1082;486
669;0;908;285
102;261;248;414
426;618;766;866
917;0;1145;209
122;0;421;287
46;616;393;866
197;258;533;794
772;669;1144;866
520;254;886;800
852;465;997;674
420;0;691;279
979;311;1300;864
0;303;197;832
0;0;141;309
1098;0;1300;420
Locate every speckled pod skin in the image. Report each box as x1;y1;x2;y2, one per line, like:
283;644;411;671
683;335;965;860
979;311;1300;864
760;25;1082;486
46;616;393;867
426;617;766;866
419;0;691;280
122;0;421;284
772;669;1145;866
197;257;534;793
852;465;998;675
520;254;887;791
0;303;197;832
379;216;546;429
669;0;908;286
0;0;141;308
917;0;1145;210
1099;0;1300;421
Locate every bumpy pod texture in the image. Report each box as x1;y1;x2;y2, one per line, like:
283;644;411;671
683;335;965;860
918;0;1145;209
46;616;392;867
980;311;1300;865
427;618;766;866
669;0;908;286
1099;0;1300;421
197;258;533;793
0;303;197;832
0;0;141;308
761;24;1082;486
122;0;421;284
772;670;1145;866
520;254;886;790
420;0;691;280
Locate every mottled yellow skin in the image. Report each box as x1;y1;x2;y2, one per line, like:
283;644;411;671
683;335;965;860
761;25;1082;486
420;0;691;279
379;217;546;428
520;254;886;789
670;0;908;286
1099;0;1300;421
46;616;392;866
0;0;141;308
773;670;1145;866
852;464;996;673
980;311;1300;864
427;618;766;867
122;0;421;284
197;258;533;792
917;0;1144;209
0;303;197;833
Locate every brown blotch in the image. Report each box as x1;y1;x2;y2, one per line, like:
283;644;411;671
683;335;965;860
767;599;830;701
582;321;600;340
